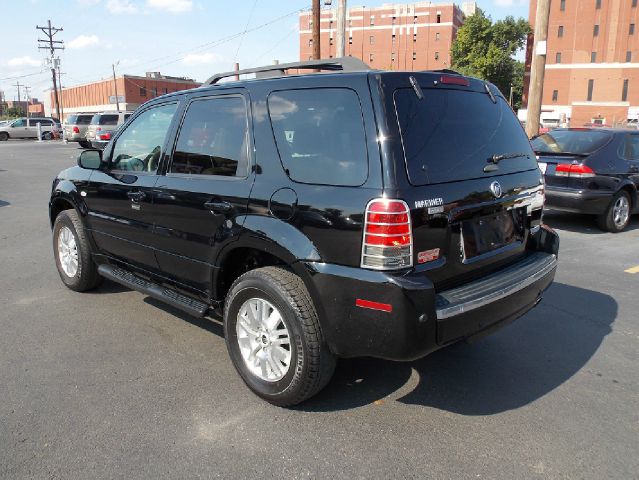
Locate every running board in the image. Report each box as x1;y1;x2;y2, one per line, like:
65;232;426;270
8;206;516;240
98;264;209;318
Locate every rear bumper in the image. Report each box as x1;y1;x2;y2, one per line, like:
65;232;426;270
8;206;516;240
545;185;612;214
305;225;559;361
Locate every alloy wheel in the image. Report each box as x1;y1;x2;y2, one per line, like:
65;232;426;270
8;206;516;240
57;226;79;277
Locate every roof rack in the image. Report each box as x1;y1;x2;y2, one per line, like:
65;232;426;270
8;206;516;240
204;57;370;85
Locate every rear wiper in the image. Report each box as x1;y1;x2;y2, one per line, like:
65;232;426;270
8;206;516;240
484;152;529;172
534;150;588;157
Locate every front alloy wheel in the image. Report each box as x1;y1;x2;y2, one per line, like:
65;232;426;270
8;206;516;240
57;226;79;277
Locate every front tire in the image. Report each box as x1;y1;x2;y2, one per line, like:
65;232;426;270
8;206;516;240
224;267;336;406
53;210;102;291
0;132;8;141
597;191;631;232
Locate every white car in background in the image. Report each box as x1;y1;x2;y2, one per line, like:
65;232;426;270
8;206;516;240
0;117;56;141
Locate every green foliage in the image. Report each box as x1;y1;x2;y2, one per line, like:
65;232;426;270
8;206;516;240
451;10;530;110
2;107;25;118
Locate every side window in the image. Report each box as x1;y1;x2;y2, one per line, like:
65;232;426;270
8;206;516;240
629;135;639;160
110;103;177;173
268;88;368;186
170;96;249;177
12;119;24;127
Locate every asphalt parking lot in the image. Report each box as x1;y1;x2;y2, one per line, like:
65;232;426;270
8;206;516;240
1;140;637;479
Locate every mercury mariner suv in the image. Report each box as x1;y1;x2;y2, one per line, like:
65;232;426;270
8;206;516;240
49;58;559;406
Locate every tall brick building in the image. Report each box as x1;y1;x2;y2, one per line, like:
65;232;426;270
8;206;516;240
299;1;476;71
522;0;639;127
49;72;200;120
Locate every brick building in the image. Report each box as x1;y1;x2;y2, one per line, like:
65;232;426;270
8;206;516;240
299;1;476;71
521;0;639;127
49;72;200;121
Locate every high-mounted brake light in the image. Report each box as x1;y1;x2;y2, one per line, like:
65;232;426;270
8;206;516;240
361;199;413;270
440;75;470;87
555;163;595;178
72;126;80;133
98;132;111;141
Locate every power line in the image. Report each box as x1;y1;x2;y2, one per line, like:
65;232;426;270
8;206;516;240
234;0;260;63
0;71;46;82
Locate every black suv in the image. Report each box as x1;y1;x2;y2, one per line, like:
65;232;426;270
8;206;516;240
49;58;559;406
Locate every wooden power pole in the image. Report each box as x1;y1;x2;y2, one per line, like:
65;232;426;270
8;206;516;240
37;20;64;121
525;0;551;138
335;0;347;58
312;0;321;60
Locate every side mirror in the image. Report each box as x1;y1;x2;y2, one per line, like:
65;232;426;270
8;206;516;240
78;149;103;170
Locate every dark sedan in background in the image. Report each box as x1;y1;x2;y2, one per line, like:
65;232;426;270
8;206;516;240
532;128;639;232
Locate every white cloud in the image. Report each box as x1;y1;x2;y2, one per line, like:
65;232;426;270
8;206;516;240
106;0;137;14
494;0;526;6
182;52;223;65
7;56;41;67
67;34;100;49
146;0;192;13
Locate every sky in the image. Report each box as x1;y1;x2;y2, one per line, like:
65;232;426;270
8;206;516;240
0;0;529;103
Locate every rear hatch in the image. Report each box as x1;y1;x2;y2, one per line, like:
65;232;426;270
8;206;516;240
86;114;119;140
385;73;543;290
531;128;613;188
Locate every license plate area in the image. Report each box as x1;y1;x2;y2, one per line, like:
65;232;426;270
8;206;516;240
461;208;525;261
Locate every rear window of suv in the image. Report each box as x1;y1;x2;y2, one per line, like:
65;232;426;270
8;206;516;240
268;88;368;186
91;114;119;126
394;87;537;185
76;115;93;125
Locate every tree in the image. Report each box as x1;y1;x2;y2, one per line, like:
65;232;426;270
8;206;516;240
451;10;530;110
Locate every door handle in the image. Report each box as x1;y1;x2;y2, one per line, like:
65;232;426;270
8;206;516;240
127;191;146;202
204;200;232;213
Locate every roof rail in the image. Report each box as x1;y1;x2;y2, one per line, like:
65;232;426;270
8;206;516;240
204;57;370;85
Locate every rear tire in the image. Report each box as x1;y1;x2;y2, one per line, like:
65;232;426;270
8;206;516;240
597;190;631;232
79;141;89;148
224;266;336;406
0;132;8;141
53;210;103;291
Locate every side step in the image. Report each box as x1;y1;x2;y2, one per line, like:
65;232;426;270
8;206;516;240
98;264;209;318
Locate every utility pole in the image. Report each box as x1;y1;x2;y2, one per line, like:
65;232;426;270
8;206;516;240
335;0;347;58
57;65;64;120
37;20;64;121
112;61;120;112
24;86;32;118
525;0;551;138
12;81;23;115
312;0;321;60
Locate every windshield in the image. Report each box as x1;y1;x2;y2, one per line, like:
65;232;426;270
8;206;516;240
394;87;537;185
532;130;612;155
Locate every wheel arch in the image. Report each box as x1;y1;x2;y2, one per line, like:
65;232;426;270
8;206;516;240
617;181;637;210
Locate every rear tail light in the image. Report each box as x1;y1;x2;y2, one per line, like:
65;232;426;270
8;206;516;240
98;132;111;141
361;199;412;270
72;126;80;133
555;163;595;178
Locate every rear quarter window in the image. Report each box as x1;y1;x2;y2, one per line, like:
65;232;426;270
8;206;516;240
268;88;368;186
394;87;537;185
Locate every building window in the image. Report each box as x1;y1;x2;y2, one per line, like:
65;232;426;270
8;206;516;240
435;32;440;40
622;79;629;101
558;25;564;37
556;52;562;63
627;51;632;62
591;51;597;62
630;23;635;34
139;87;146;97
369;35;374;45
349;36;353;45
596;0;601;9
329;37;334;46
560;0;565;11
436;13;441;23
594;24;599;36
552;90;558;102
370;16;374;26
435;51;440;60
587;79;594;101
369;53;374;62
413;52;417;60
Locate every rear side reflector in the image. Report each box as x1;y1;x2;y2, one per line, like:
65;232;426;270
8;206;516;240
440;75;470;86
361;198;413;270
355;299;393;313
555;163;595;178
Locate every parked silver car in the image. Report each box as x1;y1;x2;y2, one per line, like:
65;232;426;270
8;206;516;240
85;112;132;144
0;117;56;141
63;114;94;147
